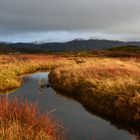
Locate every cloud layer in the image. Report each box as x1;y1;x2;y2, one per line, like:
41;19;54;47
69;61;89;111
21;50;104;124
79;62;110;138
0;0;140;42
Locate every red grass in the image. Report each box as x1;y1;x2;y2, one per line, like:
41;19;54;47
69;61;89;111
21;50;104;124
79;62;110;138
18;54;65;61
0;96;65;140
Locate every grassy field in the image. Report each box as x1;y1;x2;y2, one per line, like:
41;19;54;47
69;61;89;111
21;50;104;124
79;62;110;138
49;55;140;128
0;54;69;140
0;54;74;93
0;96;65;140
0;51;140;137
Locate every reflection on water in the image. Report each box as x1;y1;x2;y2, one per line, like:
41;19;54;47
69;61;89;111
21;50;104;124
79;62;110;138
6;72;139;140
38;78;51;92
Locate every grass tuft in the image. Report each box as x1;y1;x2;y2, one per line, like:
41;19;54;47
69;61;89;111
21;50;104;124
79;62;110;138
0;96;65;140
49;57;140;127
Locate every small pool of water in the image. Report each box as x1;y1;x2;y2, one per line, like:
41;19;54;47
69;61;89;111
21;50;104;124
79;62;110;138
7;72;137;140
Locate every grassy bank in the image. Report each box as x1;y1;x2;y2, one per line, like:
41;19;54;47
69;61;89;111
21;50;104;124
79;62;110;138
0;54;74;93
0;52;140;136
0;96;65;140
0;54;68;140
49;57;140;128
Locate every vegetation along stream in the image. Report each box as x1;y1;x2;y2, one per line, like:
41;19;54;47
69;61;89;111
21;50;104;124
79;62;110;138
4;72;139;140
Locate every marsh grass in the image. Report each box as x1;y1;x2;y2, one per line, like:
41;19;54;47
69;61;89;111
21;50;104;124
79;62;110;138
0;54;75;93
0;53;140;133
0;96;65;140
49;57;140;127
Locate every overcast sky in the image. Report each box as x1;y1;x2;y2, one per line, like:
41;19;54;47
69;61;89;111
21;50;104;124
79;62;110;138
0;0;140;42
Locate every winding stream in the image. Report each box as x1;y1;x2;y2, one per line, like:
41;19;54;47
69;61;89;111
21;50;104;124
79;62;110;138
6;72;138;140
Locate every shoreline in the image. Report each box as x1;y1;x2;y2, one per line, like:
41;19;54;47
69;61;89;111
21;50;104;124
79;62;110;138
1;69;140;136
49;70;140;134
2;70;139;132
0;54;140;138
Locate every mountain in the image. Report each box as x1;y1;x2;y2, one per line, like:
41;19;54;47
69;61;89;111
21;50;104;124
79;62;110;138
0;39;140;54
108;45;140;53
0;43;18;54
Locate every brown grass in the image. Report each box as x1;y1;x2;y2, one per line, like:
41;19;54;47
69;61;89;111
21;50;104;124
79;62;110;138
0;96;65;140
0;54;74;93
49;57;140;127
0;52;140;134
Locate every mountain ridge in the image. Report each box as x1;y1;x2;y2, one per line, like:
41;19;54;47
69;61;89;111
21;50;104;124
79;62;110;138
0;39;140;53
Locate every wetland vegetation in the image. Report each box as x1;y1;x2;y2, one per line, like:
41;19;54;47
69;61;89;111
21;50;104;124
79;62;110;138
0;48;140;139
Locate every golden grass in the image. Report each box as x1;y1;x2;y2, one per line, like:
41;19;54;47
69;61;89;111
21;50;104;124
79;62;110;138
49;57;140;126
0;54;68;140
0;54;75;93
0;53;140;129
0;96;65;140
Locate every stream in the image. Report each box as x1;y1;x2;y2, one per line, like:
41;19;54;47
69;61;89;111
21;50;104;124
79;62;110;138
6;72;138;140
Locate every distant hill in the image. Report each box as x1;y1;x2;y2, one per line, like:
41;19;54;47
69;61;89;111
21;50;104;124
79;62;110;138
0;43;18;54
0;39;140;54
107;45;140;53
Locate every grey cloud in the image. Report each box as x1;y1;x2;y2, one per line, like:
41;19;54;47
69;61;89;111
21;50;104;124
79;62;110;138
0;0;140;41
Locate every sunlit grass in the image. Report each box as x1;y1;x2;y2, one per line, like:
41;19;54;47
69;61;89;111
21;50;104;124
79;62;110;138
0;96;65;140
0;53;140;128
0;54;75;93
49;56;140;125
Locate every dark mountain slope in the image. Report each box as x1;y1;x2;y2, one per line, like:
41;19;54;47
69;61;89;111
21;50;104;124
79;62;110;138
0;39;140;53
0;43;18;54
108;45;140;53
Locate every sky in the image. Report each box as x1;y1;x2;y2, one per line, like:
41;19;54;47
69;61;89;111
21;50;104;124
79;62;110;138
0;0;140;43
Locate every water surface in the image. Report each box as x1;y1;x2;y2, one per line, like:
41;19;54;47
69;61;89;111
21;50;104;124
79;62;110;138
8;72;135;140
